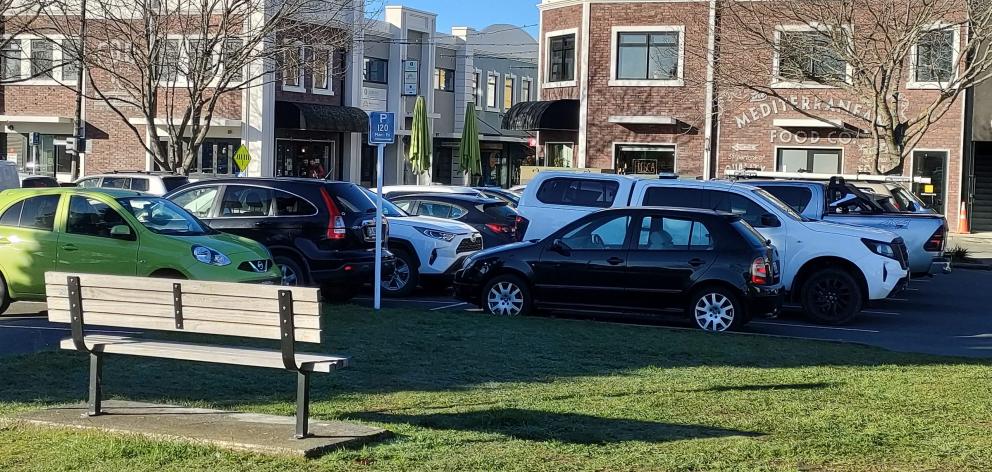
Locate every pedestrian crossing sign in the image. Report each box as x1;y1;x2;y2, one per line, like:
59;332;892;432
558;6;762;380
233;145;252;172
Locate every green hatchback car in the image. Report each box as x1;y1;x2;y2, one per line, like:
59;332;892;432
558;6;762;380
0;188;282;314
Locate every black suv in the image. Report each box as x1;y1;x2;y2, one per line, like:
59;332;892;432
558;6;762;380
166;178;393;300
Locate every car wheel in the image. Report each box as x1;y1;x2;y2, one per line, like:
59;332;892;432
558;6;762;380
801;268;863;325
0;273;11;315
382;249;418;297
274;256;307;287
690;286;744;332
482;275;531;317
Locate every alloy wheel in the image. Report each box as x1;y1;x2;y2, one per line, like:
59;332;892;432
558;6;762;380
278;263;299;286
383;257;411;291
694;292;735;332
812;277;852;318
487;281;524;316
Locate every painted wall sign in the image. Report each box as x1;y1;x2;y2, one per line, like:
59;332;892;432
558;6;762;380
735;94;875;129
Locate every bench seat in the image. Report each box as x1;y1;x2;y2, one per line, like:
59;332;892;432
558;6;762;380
62;336;350;373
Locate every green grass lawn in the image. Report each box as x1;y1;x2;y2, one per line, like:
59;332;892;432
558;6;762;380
0;306;990;471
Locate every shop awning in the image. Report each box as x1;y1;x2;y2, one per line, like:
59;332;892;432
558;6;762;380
277;102;369;133
502;99;579;131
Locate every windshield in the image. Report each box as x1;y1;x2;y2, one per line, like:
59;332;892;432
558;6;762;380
162;177;190;192
359;187;409;217
117;197;215;236
752;189;806;221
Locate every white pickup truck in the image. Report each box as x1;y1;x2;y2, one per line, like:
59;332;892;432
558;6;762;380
518;172;910;324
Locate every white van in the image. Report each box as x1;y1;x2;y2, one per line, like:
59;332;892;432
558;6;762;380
0;161;19;192
517;172;910;324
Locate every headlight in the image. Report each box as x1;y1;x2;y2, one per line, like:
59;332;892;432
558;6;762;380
416;226;457;242
192;245;232;266
861;239;897;260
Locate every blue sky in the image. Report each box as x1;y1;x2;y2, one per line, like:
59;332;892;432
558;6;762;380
374;0;540;36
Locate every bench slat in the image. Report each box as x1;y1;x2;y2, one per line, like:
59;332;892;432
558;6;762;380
46;286;321;316
60;335;348;373
48;310;321;343
45;272;321;303
46;297;321;329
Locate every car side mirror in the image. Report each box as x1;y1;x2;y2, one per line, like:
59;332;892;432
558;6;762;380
550;238;572;256
760;214;781;228
110;225;133;239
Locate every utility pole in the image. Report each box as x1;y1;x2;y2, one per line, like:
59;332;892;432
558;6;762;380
70;0;88;180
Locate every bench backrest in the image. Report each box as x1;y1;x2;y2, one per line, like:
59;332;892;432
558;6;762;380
45;272;323;344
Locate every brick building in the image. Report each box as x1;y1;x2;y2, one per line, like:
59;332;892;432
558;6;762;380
516;0;973;230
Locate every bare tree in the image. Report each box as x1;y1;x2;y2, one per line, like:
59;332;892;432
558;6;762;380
0;0;70;84
711;0;992;174
51;0;376;174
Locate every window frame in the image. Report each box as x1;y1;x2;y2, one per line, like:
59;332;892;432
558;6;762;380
311;47;334;95
774;146;843;174
486;72;499;110
520;77;532;102
612;142;677;175
609;26;685;87
909;24;959;89
0;195;59;232
544;142;575;168
503;74;515;110
434;67;455;92
771;24;852;89
282;42;305;92
1;35;80;85
363;57;388;84
472;69;483;108
634;215;713;251
544;29;577;88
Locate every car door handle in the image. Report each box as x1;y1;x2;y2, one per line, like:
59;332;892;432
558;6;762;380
688;258;706;267
607;257;624;266
61;244;78;252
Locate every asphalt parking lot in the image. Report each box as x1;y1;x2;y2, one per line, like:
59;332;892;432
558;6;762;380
2;269;990;359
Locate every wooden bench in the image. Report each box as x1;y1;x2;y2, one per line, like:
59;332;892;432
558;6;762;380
45;272;349;439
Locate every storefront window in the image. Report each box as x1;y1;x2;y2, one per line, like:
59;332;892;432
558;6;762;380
13;133;72;176
196;139;239;176
277;139;335;179
776;148;841;173
545;143;574;167
615;144;675;175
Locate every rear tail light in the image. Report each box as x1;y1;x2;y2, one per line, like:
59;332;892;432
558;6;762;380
513;215;529;242
750;257;771;285
319;187;347;240
923;226;946;252
485;223;513;234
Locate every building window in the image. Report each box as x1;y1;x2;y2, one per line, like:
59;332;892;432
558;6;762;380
61;39;78;82
30;39;53;79
548;34;575;83
364;57;387;83
776;29;847;83
2;41;22;80
312;48;332;93
472;71;481;106
486;73;498;109
283;45;302;88
615;144;675;175
503;76;514;109
545;142;574;167
616;31;680;81
222;38;243;82
914;28;955;83
434;67;454;92
776;148;842;173
160;38;181;82
521;78;531;102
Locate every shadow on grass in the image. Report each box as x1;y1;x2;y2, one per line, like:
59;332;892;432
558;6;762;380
696;382;838;393
345;408;761;444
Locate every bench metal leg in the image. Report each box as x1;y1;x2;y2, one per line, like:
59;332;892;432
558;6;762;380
88;353;103;417
295;371;311;439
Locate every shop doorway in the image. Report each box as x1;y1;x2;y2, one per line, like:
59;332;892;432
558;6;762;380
276;139;336;179
912;150;947;215
971;143;992;231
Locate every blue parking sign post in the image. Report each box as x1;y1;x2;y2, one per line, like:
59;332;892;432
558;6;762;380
369;112;395;311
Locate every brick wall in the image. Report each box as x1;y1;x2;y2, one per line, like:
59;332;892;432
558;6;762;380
540;4;582;102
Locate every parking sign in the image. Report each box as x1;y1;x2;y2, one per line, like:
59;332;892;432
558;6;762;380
369;112;395;145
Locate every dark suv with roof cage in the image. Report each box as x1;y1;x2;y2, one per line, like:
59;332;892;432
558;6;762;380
165;178;393;301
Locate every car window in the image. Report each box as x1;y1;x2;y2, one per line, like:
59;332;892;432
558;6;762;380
642;187;706;209
418;202;453;218
101;177;130;189
118;197;212;236
77;178;101;188
162;177;190;192
274;190;317;216
392;199;416;212
67;196;130;239
759;186;812;214
561;214;630;250
171;186;219;218
709;191;768;227
18;195;59;231
733;220;768;248
220;186;274;217
536;178;619;208
483;203;517;219
636;216;711;250
130;178;150;192
0;202;21;227
450;205;467;219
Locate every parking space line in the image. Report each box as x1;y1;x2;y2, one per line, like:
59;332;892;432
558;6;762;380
354;297;457;304
750;321;880;333
430;302;468;311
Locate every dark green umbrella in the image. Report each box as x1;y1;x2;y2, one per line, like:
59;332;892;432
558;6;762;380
408;96;432;177
458;102;481;182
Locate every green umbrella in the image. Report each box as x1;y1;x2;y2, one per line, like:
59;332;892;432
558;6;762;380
458;102;481;183
408;95;432;176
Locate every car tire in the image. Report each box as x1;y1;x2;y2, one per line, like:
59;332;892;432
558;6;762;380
382;249;418;297
0;273;11;315
482;275;532;317
274;256;308;287
689;286;745;332
321;283;360;303
801;268;863;325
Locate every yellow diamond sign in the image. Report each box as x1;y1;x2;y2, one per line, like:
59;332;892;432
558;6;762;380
233;145;252;172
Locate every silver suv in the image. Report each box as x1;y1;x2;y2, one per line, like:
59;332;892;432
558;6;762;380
74;172;189;196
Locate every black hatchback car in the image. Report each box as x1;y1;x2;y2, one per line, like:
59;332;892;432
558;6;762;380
389;193;523;247
165;178;393;300
454;207;782;331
